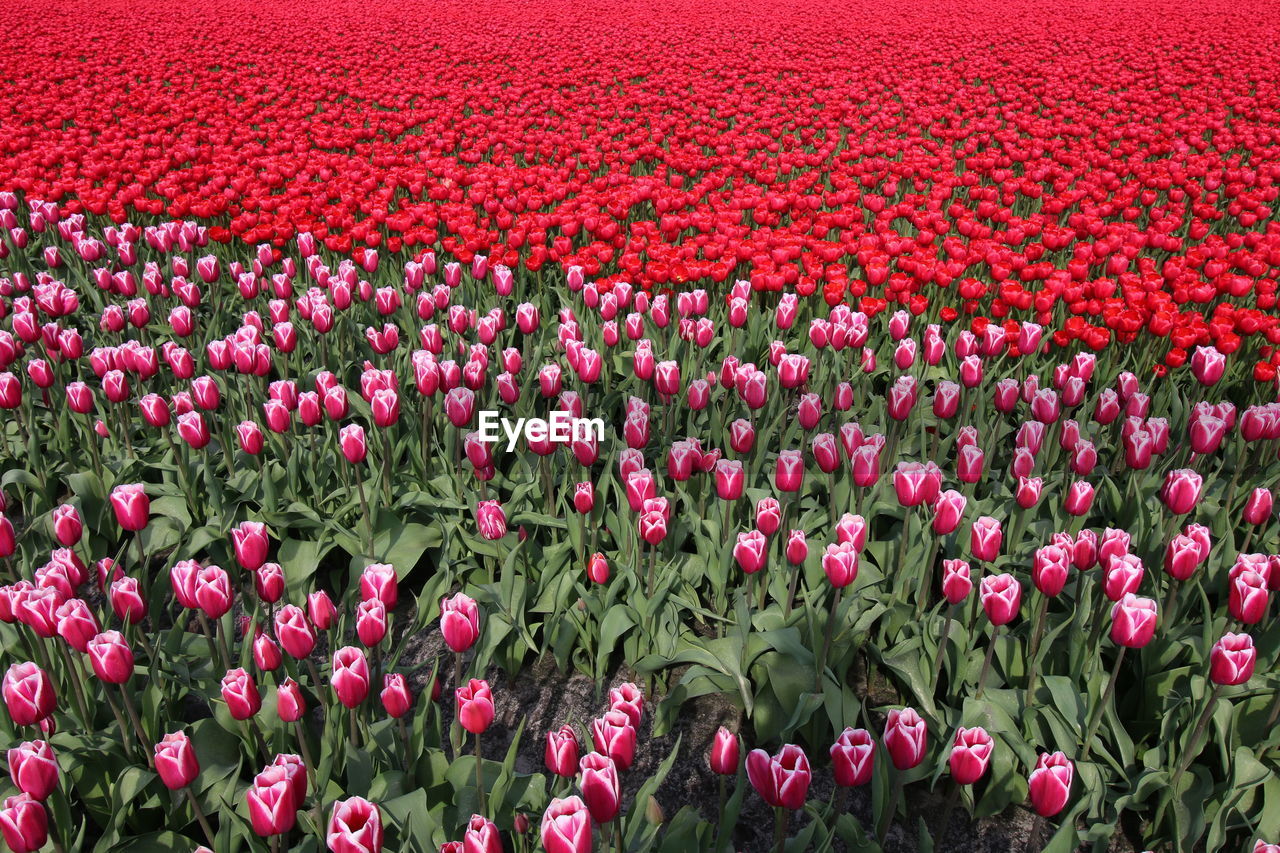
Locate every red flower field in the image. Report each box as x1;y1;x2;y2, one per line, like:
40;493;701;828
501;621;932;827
2;0;1279;374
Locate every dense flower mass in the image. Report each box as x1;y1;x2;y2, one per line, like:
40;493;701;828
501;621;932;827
1;0;1279;851
1;0;1280;378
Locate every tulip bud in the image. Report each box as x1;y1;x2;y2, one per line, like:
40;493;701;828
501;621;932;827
883;708;927;770
154;732;199;790
1209;632;1256;685
830;727;874;787
709;727;740;775
440;593;480;652
746;744;811;809
948;726;994;785
545;725;580;778
456;678;495;734
1028;752;1073;817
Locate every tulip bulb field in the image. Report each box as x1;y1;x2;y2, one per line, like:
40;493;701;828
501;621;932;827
3;0;1280;851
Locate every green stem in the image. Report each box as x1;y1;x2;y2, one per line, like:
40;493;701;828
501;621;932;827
1080;646;1127;760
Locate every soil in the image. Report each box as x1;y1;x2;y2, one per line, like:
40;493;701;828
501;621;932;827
390;622;1139;853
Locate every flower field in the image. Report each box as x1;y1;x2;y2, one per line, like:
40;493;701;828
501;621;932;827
2;0;1280;850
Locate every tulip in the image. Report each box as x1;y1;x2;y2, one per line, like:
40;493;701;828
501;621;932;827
51;504;83;547
1033;546;1071;596
1110;594;1157;648
941;559;972;604
1229;569;1268;624
948;727;993;785
591;710;637;770
340;424;368;463
195;565;233;618
475;500;507;540
821;541;859;588
232;521;269;571
734;530;768;574
545;725;580;778
710;727;740;775
931;490;966;535
309;590;337;630
87;630;134;683
835;513;868;550
109;483;149;531
253;563;285;604
327;797;384;853
1028;752;1073;817
360;562;398;608
277;679;306;722
785;530;808;565
883;707;928;770
1243;488;1273;525
440;593;480;652
456;678;494;734
154;731;199;790
980;573;1021;626
275;605;317;659
221;668;262;719
246;766;297;837
55;599;99;652
0;793;47;853
579;752;621;822
541;796;592;853
332;647;371;708
608;683;644;727
830;727;874;787
1210;633;1256;685
1160;469;1203;514
586;552;609;584
970;516;1003;562
746;744;811;809
775;449;804;493
463;814;502;853
6;741;57;800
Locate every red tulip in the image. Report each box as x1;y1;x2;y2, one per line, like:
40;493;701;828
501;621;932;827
821;541;859;588
941;559;972;604
1160;469;1203;515
51;504;82;547
608;682;644;727
277;678;306;722
87;630;134;683
109;576;145;624
154;731;199;790
590;710;636;770
1210;633;1256;685
746;744;811;809
327;797;383;853
970;516;1003;562
360;562;398;609
948;727;994;785
775;449;804;493
332;647;371;708
109;483;149;531
6;741;58;800
579;752;621;822
463;814;501;853
586;552;610;584
440;593;480;652
1110;594;1158;648
1028;752;1073;817
232;521;269;571
883;707;928;770
1033;546;1071;597
475;500;507;540
830;727;874;787
340;424;368;463
456;678;495;734
246;766;297;837
545;725;580;778
755;498;781;535
931;490;966;535
308;590;337;630
980;573;1021;626
710;726;740;775
540;796;592;853
194;565;233;619
734;530;768;575
0;793;47;853
221;668;262;719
